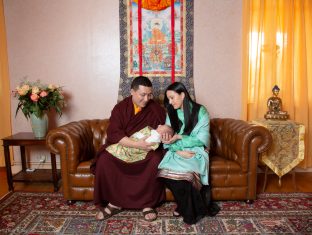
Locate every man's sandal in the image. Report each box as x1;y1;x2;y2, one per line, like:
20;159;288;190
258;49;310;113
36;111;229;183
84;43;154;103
142;208;158;222
95;204;122;221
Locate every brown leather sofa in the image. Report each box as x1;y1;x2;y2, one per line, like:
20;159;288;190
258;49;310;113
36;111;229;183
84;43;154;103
46;118;272;203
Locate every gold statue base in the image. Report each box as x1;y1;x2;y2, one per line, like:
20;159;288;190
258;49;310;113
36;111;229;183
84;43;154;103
264;113;289;120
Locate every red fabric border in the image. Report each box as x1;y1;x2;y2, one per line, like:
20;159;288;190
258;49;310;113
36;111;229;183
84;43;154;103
138;0;143;75
171;0;175;83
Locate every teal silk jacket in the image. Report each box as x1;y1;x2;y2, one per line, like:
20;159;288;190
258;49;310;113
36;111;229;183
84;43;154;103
158;106;210;185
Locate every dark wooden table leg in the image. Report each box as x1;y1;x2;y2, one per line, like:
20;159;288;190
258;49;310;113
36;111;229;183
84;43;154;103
51;153;58;192
262;165;268;192
3;144;13;191
292;170;297;191
20;146;27;171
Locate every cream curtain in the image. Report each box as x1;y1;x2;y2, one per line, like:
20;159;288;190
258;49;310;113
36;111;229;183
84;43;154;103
0;0;12;167
242;0;312;168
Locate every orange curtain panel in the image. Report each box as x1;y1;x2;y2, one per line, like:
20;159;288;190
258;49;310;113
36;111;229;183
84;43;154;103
242;0;312;168
0;0;12;167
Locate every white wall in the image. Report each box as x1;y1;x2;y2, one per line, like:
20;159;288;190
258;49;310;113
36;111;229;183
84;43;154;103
4;0;120;130
3;0;242;168
194;0;242;118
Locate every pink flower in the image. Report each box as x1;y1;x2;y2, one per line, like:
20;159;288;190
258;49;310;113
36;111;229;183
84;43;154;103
30;93;39;102
40;91;48;97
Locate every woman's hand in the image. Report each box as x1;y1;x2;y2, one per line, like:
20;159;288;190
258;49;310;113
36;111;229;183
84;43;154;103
162;134;181;144
176;150;195;159
161;132;172;143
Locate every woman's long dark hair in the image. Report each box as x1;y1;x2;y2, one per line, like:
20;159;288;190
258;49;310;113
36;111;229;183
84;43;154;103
164;82;201;135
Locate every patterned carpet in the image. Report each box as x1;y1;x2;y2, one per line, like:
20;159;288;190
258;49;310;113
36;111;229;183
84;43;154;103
0;192;311;234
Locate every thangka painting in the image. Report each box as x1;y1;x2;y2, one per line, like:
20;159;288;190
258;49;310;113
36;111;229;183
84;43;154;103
118;0;194;102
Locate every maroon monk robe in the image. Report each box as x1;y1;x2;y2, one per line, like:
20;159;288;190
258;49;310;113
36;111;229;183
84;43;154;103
92;96;166;209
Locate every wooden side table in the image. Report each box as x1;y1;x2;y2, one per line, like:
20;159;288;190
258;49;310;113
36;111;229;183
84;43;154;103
2;132;61;192
252;119;305;192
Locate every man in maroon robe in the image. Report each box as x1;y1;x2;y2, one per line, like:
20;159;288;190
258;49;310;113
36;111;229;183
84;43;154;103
92;76;166;221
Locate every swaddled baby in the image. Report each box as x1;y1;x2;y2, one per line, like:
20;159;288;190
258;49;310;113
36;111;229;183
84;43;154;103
106;124;174;163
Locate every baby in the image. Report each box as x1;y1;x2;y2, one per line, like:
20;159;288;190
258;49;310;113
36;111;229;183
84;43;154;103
106;124;174;163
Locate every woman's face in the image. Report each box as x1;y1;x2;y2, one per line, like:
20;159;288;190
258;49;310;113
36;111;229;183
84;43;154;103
166;90;185;110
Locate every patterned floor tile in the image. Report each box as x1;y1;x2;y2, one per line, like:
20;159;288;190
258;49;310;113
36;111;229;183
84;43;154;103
103;218;135;234
28;215;68;233
135;218;162;234
221;218;260;233
165;218;197;234
62;217;102;234
196;217;224;233
288;217;312;233
255;217;295;233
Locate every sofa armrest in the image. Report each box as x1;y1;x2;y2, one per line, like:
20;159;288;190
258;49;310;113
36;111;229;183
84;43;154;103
210;118;272;172
46;119;109;174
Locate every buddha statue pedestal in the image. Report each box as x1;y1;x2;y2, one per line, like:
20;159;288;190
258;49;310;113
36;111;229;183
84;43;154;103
264;112;289;120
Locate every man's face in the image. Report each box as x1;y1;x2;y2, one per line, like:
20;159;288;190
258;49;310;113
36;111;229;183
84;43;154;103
131;85;153;108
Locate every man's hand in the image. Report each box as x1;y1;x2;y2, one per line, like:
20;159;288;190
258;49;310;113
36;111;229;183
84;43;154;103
176;150;195;159
162;134;181;144
136;136;155;151
119;136;154;151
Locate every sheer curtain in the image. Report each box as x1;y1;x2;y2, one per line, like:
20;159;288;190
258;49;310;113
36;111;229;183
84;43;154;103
0;0;12;167
242;0;312;168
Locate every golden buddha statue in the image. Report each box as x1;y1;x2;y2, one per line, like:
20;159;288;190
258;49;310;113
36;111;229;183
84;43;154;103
264;85;289;120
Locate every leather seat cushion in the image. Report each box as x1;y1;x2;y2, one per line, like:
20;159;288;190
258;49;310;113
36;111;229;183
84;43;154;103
210;155;242;173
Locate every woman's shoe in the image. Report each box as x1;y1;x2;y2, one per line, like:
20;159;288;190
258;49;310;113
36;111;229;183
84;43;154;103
173;210;180;217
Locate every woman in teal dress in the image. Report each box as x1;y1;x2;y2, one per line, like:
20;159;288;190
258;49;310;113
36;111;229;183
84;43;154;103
158;82;215;224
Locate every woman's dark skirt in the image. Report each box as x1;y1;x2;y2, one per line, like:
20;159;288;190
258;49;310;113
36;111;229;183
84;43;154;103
163;178;208;225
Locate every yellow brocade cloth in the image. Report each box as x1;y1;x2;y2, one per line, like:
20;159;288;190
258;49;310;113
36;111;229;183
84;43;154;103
252;119;305;178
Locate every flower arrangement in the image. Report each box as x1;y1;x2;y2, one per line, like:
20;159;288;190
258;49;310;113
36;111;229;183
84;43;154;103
13;80;65;119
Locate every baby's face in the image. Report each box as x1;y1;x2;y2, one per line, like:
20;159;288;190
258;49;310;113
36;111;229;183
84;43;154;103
156;125;174;135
